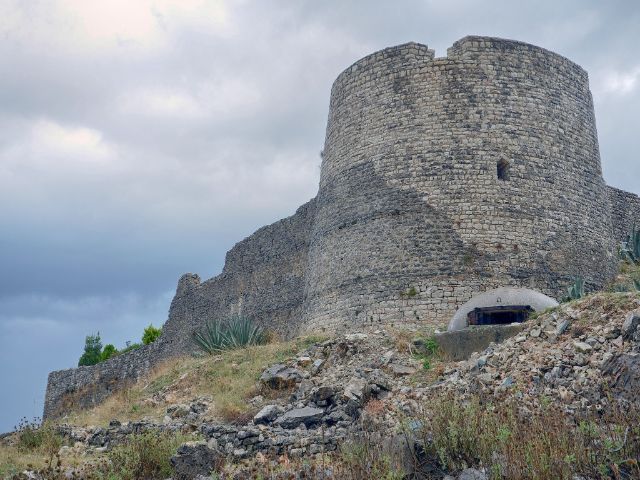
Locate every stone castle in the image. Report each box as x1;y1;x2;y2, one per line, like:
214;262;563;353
44;36;640;418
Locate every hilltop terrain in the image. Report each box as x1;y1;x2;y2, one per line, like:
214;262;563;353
2;264;640;479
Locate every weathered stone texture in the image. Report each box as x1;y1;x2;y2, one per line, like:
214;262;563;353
609;186;640;245
44;36;638;418
304;36;619;332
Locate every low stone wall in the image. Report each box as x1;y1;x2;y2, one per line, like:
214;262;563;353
44;340;165;419
435;324;525;361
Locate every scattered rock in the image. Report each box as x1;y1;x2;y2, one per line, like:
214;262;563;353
344;333;368;341
311;359;325;375
457;468;488;480
601;353;640;402
573;341;592;353
171;441;220;480
275;407;324;429
622;310;640;339
556;319;570;335
389;363;417;376
260;364;304;389
342;377;367;402
297;356;313;367
311;386;335;406
167;404;190;419
253;405;284;425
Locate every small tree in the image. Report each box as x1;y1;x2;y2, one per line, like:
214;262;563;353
100;344;118;361
142;324;162;345
78;333;103;366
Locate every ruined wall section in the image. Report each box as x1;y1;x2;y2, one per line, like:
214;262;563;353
44;199;316;418
304;37;616;333
609;186;640;245
162;198;317;354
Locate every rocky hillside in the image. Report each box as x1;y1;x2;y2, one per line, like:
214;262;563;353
2;290;640;479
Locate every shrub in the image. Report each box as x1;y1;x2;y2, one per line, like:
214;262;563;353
100;343;118;361
78;333;102;366
95;432;186;479
120;341;142;354
415;335;440;370
14;418;63;457
142;324;162;345
193;316;266;355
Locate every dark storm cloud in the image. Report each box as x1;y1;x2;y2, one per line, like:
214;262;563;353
0;0;638;431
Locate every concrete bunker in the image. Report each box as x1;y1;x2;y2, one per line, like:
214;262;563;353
436;287;559;360
448;287;559;332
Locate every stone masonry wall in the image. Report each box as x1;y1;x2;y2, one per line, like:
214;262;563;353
44;199;316;418
609;186;640;245
303;36;617;333
44;36;638;418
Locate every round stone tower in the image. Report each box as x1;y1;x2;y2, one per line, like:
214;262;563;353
302;36;616;332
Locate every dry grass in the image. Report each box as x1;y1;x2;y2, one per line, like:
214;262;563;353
63;334;328;427
418;394;640;480
0;445;50;477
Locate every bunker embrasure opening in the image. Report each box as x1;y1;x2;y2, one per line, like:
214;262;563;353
467;305;533;326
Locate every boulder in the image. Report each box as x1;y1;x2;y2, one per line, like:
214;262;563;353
622;310;640;339
171;441;220;480
389;363;417;376
253;405;283;425
601;353;640;403
275;407;324;429
458;468;488;480
342;377;368;402
311;386;335;406
573;341;592;353
167;404;190;419
260;364;303;389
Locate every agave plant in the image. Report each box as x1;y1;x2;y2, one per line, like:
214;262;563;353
620;224;640;265
565;277;585;302
224;316;266;349
192;316;266;355
634;278;640;292
192;319;228;354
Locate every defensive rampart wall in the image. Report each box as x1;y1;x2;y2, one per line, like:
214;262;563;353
44;36;638;418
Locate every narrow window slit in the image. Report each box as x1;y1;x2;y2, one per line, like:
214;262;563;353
497;159;510;181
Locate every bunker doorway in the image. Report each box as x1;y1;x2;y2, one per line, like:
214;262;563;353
467;305;533;326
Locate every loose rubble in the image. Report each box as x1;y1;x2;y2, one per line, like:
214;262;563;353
435;295;640;413
7;293;640;479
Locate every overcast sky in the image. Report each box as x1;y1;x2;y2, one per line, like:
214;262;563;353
1;0;639;432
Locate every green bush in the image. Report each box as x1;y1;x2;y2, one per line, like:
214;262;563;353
414;335;440;370
142;324;162;345
100;344;118;361
78;333;103;366
120;342;142;354
193;316;266;355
